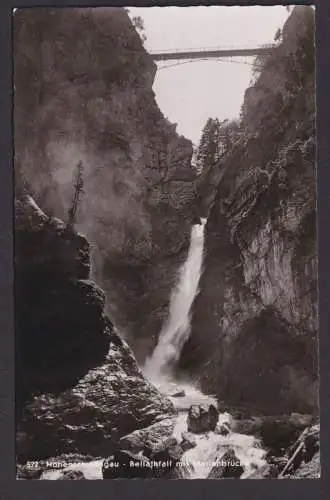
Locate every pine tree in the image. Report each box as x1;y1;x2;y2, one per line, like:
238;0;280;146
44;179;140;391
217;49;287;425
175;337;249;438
67;161;84;229
195;118;239;173
132;15;147;43
195;118;220;174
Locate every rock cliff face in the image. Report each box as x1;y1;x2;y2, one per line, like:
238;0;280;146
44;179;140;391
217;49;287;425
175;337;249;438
14;7;198;360
180;6;318;415
15;5;318;423
15;194;174;462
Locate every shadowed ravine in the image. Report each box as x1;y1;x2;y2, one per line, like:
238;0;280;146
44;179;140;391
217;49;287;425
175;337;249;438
40;219;267;480
143;220;267;479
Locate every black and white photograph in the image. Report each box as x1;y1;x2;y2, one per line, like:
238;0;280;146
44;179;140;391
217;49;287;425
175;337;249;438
14;5;319;480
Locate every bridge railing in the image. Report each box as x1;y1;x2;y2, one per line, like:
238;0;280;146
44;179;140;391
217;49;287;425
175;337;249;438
150;44;275;61
151;43;274;54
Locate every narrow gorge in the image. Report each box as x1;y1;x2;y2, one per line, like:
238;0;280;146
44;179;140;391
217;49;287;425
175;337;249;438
14;6;319;480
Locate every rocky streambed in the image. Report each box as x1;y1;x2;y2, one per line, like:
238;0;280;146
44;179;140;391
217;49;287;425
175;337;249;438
17;378;320;480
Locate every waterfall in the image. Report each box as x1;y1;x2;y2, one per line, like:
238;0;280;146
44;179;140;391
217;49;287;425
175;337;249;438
144;218;207;381
141;217;267;481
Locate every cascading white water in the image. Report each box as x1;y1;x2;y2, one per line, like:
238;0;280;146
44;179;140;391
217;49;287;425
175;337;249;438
171;411;266;479
142;217;267;480
144;219;207;380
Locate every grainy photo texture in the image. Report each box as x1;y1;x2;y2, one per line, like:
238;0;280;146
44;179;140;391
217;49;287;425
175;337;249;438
14;5;319;480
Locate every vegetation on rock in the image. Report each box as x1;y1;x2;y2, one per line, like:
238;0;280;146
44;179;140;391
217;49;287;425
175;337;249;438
15;195;175;463
14;7;199;360
181;5;317;415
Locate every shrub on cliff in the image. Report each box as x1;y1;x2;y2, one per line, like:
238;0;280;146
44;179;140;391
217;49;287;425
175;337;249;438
179;6;317;415
194;118;240;174
241;5;315;136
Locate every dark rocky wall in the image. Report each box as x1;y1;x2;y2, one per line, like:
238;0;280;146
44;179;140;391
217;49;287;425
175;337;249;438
13;7;198;360
180;6;318;415
15;194;175;461
15;194;109;410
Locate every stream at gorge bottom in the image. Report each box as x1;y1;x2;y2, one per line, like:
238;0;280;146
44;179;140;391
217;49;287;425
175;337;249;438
40;375;267;480
147;376;267;479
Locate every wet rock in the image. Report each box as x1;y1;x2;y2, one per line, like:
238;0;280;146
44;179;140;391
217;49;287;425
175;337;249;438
102;450;151;479
216;422;231;436
269;456;288;471
290;451;320;478
181;432;197;452
170;390;186;398
16;464;43;480
222;406;252;420
17;341;175;462
232;417;263;435
259;419;303;456
15;195;49;230
187;403;219;433
149;437;184;478
289;413;313;429
233;414;314;453
119;418;176;455
168;462;195;479
262;423;320;479
102;446;180;479
281;423;320;476
58;469;86;480
207;449;244;479
247;463;278;479
150;436;183;462
303;424;320;461
17;452;102;480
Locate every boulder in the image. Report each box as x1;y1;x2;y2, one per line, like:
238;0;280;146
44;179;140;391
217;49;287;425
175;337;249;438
149;436;184;463
303;424;320;461
181;432;197;452
149;437;185;479
102;450;151;479
246;463;278;479
102;444;182;479
232;417;263;435
289;413;313;428
280;423;320;476
290;451;320;478
259;419;303;456
119;418;176;455
207;449;245;479
291;423;319;454
187;403;219;434
261;423;320;479
16;464;43;480
17;341;175;462
58;469;86;480
170;390;186;398
216;422;231;436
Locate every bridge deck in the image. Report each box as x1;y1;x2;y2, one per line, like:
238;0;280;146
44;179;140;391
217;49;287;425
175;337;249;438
150;47;274;61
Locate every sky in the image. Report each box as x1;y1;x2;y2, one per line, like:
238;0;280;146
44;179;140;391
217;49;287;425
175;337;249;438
129;6;291;145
